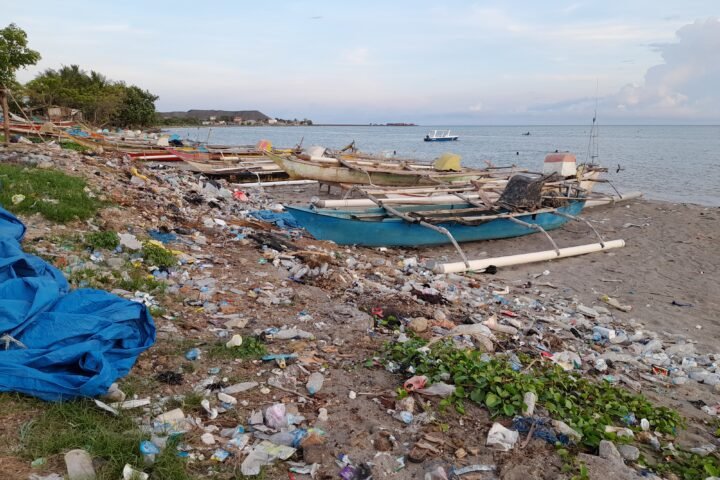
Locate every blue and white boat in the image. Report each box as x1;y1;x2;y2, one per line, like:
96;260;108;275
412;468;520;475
286;199;585;247
424;130;459;142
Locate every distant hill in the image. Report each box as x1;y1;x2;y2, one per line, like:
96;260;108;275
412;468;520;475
159;110;271;121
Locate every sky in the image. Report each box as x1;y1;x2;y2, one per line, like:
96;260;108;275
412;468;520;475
6;1;720;124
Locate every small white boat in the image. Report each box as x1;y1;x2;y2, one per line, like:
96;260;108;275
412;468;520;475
424;129;459;142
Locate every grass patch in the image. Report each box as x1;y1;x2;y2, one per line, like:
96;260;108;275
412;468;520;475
60;140;91;153
207;336;267;360
85;230;120;250
383;339;683;449
142;242;178;268
0;164;103;223
21;400;190;480
67;265;166;294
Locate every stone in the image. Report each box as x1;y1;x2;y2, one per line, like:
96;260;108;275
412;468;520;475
578;305;599;318
374;433;393;452
577;453;644;480
598;440;624;465
434;310;447;322
408;317;429;333
303;444;329;464
618;444;640;461
65;449;96;480
407;445;428;463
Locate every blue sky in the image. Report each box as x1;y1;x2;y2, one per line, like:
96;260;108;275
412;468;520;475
6;1;720;124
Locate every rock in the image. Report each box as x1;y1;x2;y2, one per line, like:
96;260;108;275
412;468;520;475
118;233;142;250
618;444;640;461
374;433;393;452
599;440;624;465
578;305;599;318
65;449;96;480
434;310;447;322
303;444;329;464
577;453;644;480
409;317;429;333
407;445;428;463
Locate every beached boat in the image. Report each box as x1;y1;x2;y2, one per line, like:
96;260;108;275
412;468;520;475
286;153;602;249
286;199;584;247
424;130;459;142
265;151;492;186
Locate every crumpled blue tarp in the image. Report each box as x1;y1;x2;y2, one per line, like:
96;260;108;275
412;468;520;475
0;206;155;401
249;210;301;230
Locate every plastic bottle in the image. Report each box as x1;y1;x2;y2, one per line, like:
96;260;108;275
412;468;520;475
306;372;324;395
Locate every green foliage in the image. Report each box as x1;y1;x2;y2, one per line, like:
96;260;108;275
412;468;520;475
207;336;268;360
25;64;158;127
84;230;120;250
0;164;103;222
112;85;158;128
60;140;91;152
383;339;683;449
67;265;166;295
157;116;202;126
653;449;720;479
141;242;177;268
21;399;189;480
0;23;41;86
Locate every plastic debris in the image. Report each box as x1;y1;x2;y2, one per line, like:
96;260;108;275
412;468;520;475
306;372;324;395
65;449;96;480
486;423;518;451
122;464;148;480
240;440;296;476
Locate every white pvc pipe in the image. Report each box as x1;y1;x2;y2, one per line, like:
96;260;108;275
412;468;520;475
232;179;318;188
434;239;625;274
585;191;642;208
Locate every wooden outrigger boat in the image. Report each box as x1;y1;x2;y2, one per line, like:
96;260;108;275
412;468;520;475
284;152;617;270
266;151;506;186
286;199;586;247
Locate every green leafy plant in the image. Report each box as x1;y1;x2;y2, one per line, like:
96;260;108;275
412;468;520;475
383;339;683;449
207;336;267;360
141;242;177;268
59;140;90;153
84;230;119;250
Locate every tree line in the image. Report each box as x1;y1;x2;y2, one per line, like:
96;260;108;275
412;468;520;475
1;23;157;128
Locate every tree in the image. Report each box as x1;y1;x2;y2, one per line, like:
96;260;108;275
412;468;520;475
112;85;158;128
0;23;41;87
26;66;158;127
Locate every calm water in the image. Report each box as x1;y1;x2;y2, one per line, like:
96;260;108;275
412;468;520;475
165;125;720;206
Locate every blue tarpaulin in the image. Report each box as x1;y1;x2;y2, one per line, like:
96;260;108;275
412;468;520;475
0;207;155;401
249;210;301;230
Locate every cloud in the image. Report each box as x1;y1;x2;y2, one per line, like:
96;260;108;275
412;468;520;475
468;102;483;112
528;18;720;121
613;17;720;116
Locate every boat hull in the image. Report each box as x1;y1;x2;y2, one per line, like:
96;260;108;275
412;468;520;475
268;154;481;186
286;201;585;247
424;137;458;142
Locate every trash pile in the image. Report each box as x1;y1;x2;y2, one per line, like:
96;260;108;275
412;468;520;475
3;144;719;479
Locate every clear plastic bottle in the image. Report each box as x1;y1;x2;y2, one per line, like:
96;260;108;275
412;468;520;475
306;372;324;395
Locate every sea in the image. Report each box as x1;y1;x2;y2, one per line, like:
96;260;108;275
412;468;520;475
164;125;720;206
